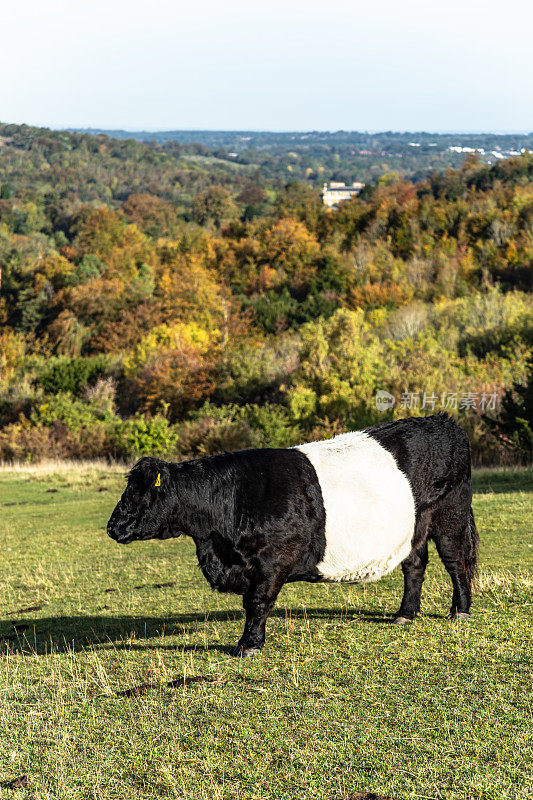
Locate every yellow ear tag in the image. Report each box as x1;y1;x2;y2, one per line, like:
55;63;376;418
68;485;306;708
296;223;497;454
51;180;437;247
155;473;161;487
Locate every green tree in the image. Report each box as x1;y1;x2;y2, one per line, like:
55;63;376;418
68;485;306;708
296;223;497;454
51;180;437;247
486;361;533;462
192;187;237;228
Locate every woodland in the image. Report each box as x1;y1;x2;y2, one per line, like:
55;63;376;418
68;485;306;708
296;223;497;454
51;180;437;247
0;123;531;464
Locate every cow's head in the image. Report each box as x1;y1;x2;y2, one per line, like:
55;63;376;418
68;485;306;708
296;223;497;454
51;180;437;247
107;457;178;544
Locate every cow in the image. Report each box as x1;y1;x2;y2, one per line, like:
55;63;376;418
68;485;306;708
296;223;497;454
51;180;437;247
107;414;478;657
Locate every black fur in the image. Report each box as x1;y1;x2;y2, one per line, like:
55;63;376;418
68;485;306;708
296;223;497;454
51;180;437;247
366;413;478;621
107;414;478;655
107;449;326;655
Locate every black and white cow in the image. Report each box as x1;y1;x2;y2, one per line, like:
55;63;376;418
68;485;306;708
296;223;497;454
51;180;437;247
107;414;478;657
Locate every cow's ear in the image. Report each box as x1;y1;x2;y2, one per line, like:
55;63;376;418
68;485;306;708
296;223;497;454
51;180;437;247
129;457;166;493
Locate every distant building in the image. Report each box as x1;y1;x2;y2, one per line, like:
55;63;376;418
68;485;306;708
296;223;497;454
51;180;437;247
322;181;365;208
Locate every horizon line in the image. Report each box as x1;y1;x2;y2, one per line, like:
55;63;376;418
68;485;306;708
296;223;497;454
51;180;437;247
2;121;532;136
65;126;533;136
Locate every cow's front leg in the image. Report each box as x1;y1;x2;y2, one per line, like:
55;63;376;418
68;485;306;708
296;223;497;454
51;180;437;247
231;576;285;657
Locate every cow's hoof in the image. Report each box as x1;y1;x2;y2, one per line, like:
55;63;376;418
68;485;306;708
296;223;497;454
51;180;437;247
392;615;412;625
231;644;262;658
447;611;470;621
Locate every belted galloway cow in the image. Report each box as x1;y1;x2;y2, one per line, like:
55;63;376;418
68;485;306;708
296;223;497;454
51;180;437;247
107;414;478;656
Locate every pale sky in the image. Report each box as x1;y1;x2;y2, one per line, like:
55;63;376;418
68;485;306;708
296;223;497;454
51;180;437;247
1;0;532;132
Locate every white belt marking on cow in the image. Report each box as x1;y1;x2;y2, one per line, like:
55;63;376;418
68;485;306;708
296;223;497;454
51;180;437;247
296;431;416;583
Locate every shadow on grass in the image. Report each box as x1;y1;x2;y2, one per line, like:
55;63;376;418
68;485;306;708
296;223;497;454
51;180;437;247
0;606;433;656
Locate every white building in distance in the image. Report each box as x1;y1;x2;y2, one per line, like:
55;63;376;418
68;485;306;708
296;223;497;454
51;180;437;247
322;181;365;208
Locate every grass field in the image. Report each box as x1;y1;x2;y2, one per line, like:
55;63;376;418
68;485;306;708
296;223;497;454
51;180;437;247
0;463;532;800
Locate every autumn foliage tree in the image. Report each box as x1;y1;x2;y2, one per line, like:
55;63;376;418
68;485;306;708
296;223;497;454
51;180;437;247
0;122;531;464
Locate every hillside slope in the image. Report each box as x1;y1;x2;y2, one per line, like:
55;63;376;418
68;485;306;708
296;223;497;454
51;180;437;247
1;124;531;464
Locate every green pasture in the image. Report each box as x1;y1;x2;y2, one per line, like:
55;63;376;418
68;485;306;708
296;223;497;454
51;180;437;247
0;464;532;799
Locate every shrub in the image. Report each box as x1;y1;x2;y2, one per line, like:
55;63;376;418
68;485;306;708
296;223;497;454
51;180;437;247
485;362;533;462
36;356;112;396
188;401;302;450
0;419;55;462
176;417;254;459
0;417;116;461
114;416;178;460
215;334;299;405
31;392;116;429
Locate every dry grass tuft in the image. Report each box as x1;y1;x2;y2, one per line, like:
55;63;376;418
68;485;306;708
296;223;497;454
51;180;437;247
0;458;129;475
475;569;533;594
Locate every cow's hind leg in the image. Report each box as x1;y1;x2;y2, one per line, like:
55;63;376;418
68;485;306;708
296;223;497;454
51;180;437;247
231;574;285;657
431;482;477;620
394;509;431;624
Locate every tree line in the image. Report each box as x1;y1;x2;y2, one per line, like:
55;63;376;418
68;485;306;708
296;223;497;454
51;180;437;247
0;124;531;463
